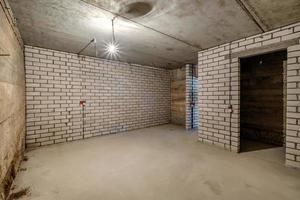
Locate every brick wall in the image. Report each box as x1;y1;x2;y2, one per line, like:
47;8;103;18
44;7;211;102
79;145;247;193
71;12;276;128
25;46;170;148
198;22;300;168
286;44;300;167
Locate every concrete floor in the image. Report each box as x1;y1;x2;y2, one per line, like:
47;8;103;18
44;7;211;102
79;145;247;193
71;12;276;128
13;125;300;200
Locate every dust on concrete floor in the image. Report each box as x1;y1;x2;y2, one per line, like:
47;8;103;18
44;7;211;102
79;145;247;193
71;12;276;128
13;125;300;200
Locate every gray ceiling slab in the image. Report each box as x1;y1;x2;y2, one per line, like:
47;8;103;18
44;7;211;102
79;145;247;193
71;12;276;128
245;0;300;29
8;0;300;68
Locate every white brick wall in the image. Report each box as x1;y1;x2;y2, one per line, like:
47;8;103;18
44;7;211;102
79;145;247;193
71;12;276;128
198;22;300;168
25;46;170;147
286;44;300;168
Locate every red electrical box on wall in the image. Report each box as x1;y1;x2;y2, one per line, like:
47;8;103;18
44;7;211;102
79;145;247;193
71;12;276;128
79;100;86;107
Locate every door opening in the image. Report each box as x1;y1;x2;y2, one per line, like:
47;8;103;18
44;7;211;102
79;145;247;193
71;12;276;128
240;50;287;153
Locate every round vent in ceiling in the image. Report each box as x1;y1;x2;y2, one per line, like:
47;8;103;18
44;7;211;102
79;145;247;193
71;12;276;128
120;2;153;19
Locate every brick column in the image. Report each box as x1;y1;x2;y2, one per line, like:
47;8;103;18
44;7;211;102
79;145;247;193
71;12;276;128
286;43;300;168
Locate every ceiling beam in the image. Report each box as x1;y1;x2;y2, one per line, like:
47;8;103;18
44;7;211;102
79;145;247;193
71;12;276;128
235;0;268;32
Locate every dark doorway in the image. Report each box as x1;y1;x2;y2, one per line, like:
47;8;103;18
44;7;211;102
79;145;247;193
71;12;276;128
240;50;287;152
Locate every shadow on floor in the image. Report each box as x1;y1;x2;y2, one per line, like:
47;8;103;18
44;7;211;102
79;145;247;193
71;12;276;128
240;139;282;153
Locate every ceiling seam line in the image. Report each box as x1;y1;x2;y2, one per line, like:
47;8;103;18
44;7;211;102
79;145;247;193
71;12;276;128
235;0;268;33
80;0;202;50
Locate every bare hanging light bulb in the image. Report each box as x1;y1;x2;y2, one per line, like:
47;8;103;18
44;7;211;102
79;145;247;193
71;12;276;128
107;42;117;53
105;16;120;58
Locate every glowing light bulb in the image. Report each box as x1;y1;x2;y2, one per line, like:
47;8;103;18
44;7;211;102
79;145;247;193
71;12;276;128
108;43;117;53
105;41;119;58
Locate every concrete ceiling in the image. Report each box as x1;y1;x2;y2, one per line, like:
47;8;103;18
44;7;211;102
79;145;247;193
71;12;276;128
8;0;300;69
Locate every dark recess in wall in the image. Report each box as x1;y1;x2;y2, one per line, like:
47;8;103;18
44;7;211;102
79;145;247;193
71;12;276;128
240;50;287;146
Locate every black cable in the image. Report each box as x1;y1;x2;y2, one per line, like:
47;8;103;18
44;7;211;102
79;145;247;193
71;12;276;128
82;105;84;138
191;64;194;130
95;38;98;57
78;38;96;55
228;42;233;151
112;17;117;43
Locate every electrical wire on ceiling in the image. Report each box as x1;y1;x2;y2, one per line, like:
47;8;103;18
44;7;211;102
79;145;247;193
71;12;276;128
77;1;193;68
80;0;202;50
77;38;97;55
